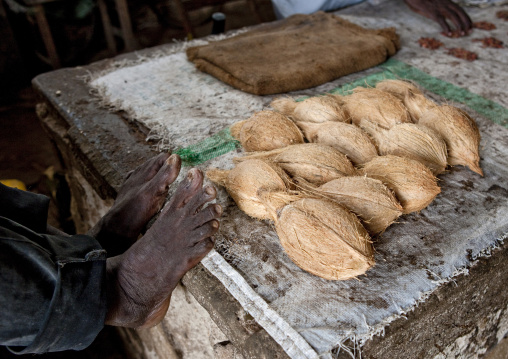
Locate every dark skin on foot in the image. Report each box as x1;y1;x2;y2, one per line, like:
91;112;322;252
87;153;182;256
404;0;472;37
103;164;222;328
74;152;221;328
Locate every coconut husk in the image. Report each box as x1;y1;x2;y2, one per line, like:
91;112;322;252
375;79;421;100
360;155;441;214
234;143;357;185
230;120;246;139
230;110;304;152
359;120;448;175
419;105;483;176
295;176;403;235
275;197;375;280
343;87;411;128
357;117;385;140
375;79;437;122
297;121;378;165
206;159;298;221
270;95;350;124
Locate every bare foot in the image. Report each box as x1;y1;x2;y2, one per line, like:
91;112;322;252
105;168;222;328
89;153;181;256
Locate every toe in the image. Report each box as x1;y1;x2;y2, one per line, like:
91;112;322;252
192;237;215;258
164;168;203;210
192;204;222;229
191;220;220;245
151;154;181;194
147;153;172;180
185;185;217;215
177;237;215;274
135;153;172;182
125;153;170;183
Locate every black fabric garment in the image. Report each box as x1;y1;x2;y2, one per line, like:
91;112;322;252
0;183;107;354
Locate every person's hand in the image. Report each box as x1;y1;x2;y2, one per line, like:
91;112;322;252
88;153;181;256
403;0;472;36
104;168;222;328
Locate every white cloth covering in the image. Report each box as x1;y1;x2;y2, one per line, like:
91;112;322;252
270;0;366;18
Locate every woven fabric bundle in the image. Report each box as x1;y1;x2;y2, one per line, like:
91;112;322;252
186;11;400;95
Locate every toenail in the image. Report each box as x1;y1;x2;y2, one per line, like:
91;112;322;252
167;154;178;164
205;186;215;195
211;220;219;228
187;170;194;180
214;204;222;215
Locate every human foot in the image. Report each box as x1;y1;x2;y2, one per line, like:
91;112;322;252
89;153;181;256
105;168;221;328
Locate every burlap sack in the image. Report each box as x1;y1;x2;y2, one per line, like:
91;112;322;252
186;11;400;95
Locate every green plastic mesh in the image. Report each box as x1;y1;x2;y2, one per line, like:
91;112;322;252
174;59;508;167
174;127;240;167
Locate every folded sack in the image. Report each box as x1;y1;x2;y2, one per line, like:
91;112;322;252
186;11;400;95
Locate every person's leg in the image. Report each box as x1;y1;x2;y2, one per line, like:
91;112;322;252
89;153;181;256
104;167;222;328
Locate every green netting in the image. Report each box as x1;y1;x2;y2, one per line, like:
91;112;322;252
329;58;508;127
380;59;508;128
174;127;240;167
174;59;508;166
329;59;508;128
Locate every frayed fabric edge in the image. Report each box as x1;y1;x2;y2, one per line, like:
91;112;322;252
81;28;249;84
89;80;171;151
201;249;321;359
331;233;507;358
81;29;250;152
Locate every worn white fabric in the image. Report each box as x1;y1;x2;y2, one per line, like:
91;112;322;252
457;0;508;6
270;0;365;19
202;250;320;359
269;0;506;21
88;2;508;357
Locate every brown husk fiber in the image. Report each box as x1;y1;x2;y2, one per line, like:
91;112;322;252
235;143;357;185
359;120;448;175
275;198;375;280
206;159;297;221
296;176;403;235
360;155;441;214
186;12;399;95
270;95;350;124
298;121;378;165
230;110;304;152
375;79;437;122
419;105;483;176
343;87;411;128
375;79;422;100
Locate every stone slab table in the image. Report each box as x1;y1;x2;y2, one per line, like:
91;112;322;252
33;1;508;357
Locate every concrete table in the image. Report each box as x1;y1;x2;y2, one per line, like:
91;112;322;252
33;1;508;358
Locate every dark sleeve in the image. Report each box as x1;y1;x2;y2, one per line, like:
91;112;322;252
0;183;50;233
0;217;107;354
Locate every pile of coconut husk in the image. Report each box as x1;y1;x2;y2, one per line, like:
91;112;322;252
207;79;483;281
